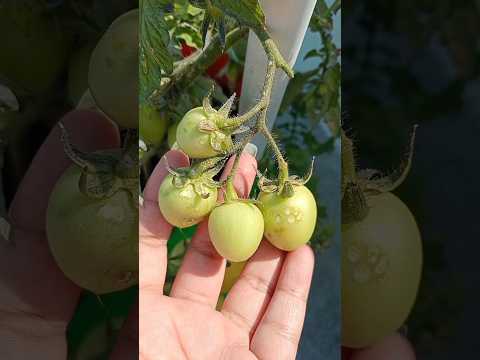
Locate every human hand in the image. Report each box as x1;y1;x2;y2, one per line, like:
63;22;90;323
0;110;120;359
139;149;315;359
342;332;416;360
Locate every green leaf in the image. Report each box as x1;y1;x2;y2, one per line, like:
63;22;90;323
212;0;266;30
140;0;173;102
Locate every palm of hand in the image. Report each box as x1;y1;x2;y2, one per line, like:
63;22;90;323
140;151;314;360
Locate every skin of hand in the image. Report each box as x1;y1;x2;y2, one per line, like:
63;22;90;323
0;110;121;359
343;332;416;360
139;150;315;360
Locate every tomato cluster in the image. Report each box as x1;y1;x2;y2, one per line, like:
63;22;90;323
158;109;318;263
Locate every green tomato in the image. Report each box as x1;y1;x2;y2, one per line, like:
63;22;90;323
342;192;422;348
140;104;167;146
46;155;138;295
221;261;246;294
158;173;218;228
209;202;264;262
258;185;317;251
67;41;96;106
0;2;68;94
89;9;138;129
176;107;232;159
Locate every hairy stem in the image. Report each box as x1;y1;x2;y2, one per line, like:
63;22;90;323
225;44;290;194
341;130;356;183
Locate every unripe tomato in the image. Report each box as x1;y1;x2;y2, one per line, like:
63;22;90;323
67;41;96;106
89;9;138;129
221;261;246;294
176;107;232;159
46;155;138;294
209;202;264;262
0;2;68;94
258;186;317;251
342;192;422;348
158;173;218;228
139;104;167;146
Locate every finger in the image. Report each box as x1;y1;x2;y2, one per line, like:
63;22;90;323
251;245;315;360
221;240;285;339
169;151;258;308
140;150;189;296
349;332;416;360
9;110;120;232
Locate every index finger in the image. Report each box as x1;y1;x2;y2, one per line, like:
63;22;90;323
139;150;189;295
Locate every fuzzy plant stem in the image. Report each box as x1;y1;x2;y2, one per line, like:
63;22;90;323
225;42;291;195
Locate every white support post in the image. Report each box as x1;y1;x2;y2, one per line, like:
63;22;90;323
239;0;318;155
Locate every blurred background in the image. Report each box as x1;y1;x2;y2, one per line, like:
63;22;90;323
1;1;138;358
343;1;480;358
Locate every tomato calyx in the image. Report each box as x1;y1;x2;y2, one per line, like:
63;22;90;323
58;123;139;205
164;156;226;199
341;126;418;225
257;157;315;198
198;91;243;154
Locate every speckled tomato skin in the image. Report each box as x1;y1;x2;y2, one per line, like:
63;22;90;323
209;202;264;262
176;107;230;159
46;163;138;294
342;192;422;348
258;186;317;251
158;174;218;228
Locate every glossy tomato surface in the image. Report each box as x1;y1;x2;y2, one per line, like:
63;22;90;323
209;202;264;262
176;107;227;159
139;104;167;146
259;185;317;251
158;173;218;228
89;9;138;129
47;160;138;294
342;192;422;348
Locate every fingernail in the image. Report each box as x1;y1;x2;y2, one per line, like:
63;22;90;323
244;143;258;157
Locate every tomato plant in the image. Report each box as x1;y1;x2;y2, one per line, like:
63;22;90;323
221;261;246;295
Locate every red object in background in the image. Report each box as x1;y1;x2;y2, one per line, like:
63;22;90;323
180;42;244;96
342;347;353;360
180;42;229;78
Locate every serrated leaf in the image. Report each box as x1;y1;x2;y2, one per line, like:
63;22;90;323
212;0;266;30
140;0;173;102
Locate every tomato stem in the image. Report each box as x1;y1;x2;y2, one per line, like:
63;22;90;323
341;130;357;193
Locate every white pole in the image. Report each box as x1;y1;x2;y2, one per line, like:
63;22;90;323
239;0;318;155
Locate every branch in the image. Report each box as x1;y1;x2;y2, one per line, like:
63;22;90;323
155;27;248;100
